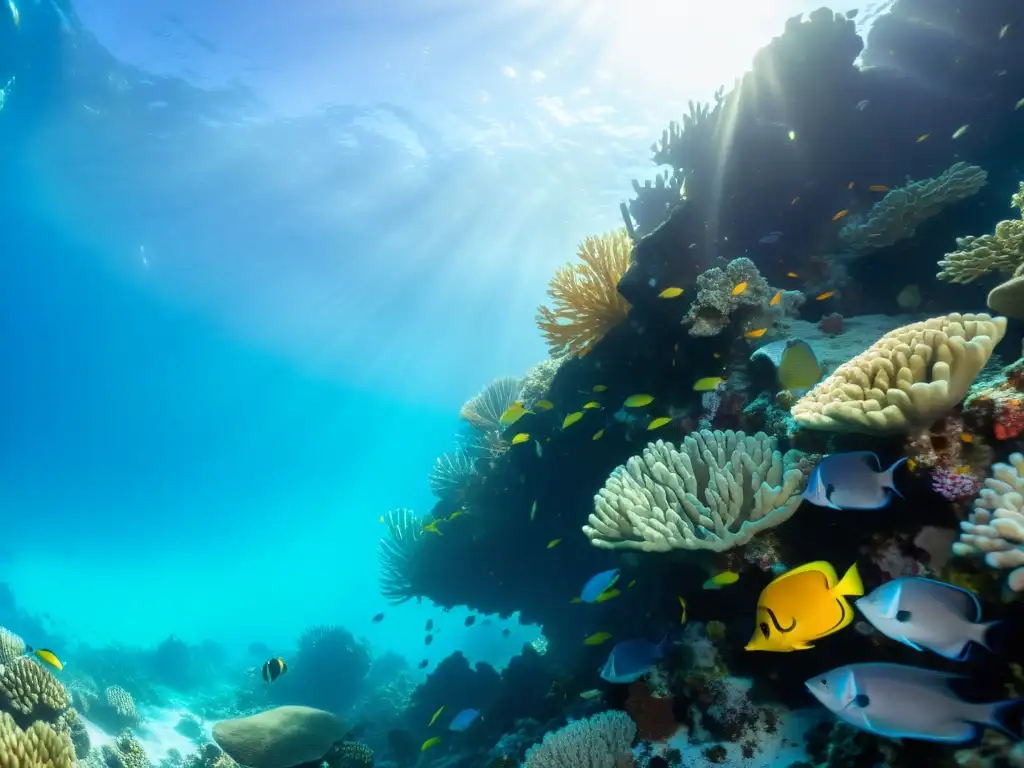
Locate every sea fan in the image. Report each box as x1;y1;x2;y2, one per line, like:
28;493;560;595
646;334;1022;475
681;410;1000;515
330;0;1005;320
377;508;423;604
428;448;478;500
459;376;522;432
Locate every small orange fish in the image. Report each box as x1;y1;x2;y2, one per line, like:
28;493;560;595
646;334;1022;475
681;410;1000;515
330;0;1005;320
769;290;782;307
954;465;971;475
960;432;975;444
786;272;799;278
868;185;890;192
744;328;768;339
916;133;931;143
815;291;835;301
731;281;748;296
832;209;849;221
791;196;800;205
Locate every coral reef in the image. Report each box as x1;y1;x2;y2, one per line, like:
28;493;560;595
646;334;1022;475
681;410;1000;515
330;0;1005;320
0;628;25;665
522;711;636;768
212;706;348;768
267;626;370;713
0;710;75;768
938;181;1024;283
377;508;424;605
0;657;70;727
101;731;150;768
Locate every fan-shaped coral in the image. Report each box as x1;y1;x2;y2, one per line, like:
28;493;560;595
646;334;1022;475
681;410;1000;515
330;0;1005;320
377;508;423;605
584;431;806;553
791;313;1006;434
427;448;478;501
0;711;75;768
536;229;632;357
459;377;522;432
0;657;70;726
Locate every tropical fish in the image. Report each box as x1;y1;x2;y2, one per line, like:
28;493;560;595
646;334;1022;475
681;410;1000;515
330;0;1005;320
535;440;543;457
896;284;922;311
805;662;1024;743
960;433;974;444
562;412;583;428
600;638;668;684
547;538;562;549
693;376;725;392
745;560;863;652
703;571;740;590
262;657;287;683
570;597;582;604
428;706;445;727
372;613;385;623
425;635;434;646
847;181;855;189
803;452;906;510
499;401;530;426
592;385;608;392
658;286;684;298
583;401;602;409
449;510;464;520
706;621;726;641
731;281;748;296
647;417;672;430
579;689;602;700
425;619;434;631
816;291;835;301
595;588;621;603
856;577;1000;661
952;124;969;139
584;632;613;646
592;429;604;441
677;596;687;625
534;399;554;410
869;185;891;192
464;616;476;627
418;659;429;669
759;231;782;244
378;515;384;523
29;648;63;671
769;290;782;307
530;500;537;521
832;209;849;221
581;569;620;603
787;271;799;278
623;394;654;407
917;132;931;142
744;328;768;339
777;340;822;394
448;709;480;732
511;433;530;445
502;628;511;637
421;737;442;752
1000;24;1010;39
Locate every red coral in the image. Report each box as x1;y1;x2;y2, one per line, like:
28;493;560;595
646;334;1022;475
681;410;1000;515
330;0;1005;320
994;399;1024;440
624;681;678;742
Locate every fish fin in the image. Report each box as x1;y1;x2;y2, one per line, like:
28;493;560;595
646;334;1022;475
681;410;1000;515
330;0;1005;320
897;636;925;652
834;562;865;598
880;457;907;497
988;697;1024;741
773;560;839;586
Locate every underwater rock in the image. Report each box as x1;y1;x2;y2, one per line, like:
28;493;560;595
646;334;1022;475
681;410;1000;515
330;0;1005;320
212;706;347;768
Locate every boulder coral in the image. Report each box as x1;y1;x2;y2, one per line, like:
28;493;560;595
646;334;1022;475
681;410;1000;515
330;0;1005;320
212;706;348;768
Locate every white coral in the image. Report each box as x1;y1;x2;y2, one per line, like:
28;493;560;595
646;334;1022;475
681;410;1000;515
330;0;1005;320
583;431;805;553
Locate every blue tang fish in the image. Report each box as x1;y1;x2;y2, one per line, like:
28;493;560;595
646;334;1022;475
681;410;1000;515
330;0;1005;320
448;708;480;732
856;577;999;661
806;662;1024;743
600;637;666;684
581;568;620;603
802;452;906;510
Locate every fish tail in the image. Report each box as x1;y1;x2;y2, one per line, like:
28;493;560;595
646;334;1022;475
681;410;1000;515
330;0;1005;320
881;457;908;497
988;697;1024;741
835;562;865;598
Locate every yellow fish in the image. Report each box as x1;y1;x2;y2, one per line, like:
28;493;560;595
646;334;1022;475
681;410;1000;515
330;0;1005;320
499;402;529;426
744;328;768;339
562;411;583;428
952;124;969;139
731;281;748;296
677;596;687;625
421;737;442;752
592;429;604;441
907;458;918;472
595;588;621;603
583;401;602;410
815;290;835;301
623;393;654;407
786;271;799;278
422;520;443;535
547;538;562;549
1000;24;1010;39
868;185;891;192
449;510;465;520
534;399;554;411
511;433;530;445
693;376;725;392
769;290;782;307
916;132;931;142
592;385;608;392
647;417;672;431
530;500;537;521
583;632;613;646
832;209;849;221
703;571;740;590
31;649;63;671
428;705;445;726
961;432;975;444
744;560;863;652
658;286;684;299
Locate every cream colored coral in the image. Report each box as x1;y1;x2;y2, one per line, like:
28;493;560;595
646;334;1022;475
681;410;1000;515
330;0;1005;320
790;313;1007;434
583;431;806;553
952;453;1024;592
0;629;25;665
105;685;139;722
0;658;70;723
988;264;1024;320
0;711;74;768
937;182;1024;283
212;706;348;768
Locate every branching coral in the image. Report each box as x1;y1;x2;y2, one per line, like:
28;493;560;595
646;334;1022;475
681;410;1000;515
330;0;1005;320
377;508;423;605
536;229;632;357
839;162;988;252
790;313;1007;434
952;454;1024;592
519;357;566;409
584;431;806;553
522;710;636;768
622;171;683;239
102;730;150;768
0;711;75;768
0;657;70;726
0;628;25;664
938;182;1024;283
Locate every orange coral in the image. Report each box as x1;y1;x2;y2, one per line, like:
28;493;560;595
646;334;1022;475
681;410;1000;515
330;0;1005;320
536;229;632;357
624;681;678;742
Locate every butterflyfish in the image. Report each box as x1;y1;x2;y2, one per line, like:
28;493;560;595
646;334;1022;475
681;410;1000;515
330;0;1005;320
534;399;554;411
592;429;604;441
421;737;442;752
658;286;684;299
778;340;823;394
562;411;583;428
499;402;530;426
815;291;835;301
647;417;672;430
952;124;969;139
623;393;654;407
745;560;863;652
262;657;288;682
769;290;782;307
832;209;849;221
511;433;529;445
744;328;768;339
31;649;63;671
677;596;687;625
583;401;602;409
703;571;740;590
428;705;446;726
693;376;725;392
731;281;748;296
546;538;562;549
584;632;613;646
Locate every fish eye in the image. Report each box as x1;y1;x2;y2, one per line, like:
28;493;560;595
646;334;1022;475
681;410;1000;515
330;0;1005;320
759;622;770;639
820;679;827;686
896;610;911;623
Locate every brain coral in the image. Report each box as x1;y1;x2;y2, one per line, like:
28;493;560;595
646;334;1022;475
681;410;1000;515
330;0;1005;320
791;313;1007;434
584;431;806;552
212;706;347;768
523;710;636;768
0;711;75;768
0;658;70;726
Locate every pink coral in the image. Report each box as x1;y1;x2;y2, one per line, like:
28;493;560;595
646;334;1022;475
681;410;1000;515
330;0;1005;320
930;467;981;501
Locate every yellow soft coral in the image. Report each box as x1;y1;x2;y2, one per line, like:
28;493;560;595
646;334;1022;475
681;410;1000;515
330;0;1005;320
0;711;75;768
937;182;1024;283
536;229;632;357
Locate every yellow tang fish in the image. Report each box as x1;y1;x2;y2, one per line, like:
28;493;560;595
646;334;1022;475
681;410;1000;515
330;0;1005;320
562;411;583;429
499;401;529;426
428;705;445;726
583;631;613;646
592;385;608;392
595;588;621;603
583;401;602;409
32;649;63;671
421;737;442;752
658;286;684;299
744;560;864;652
693;376;724;392
677;596;687;625
592;429;604;441
546;538;562;549
868;185;890;192
511;433;530;445
623;393;654;407
534;399;554;411
703;570;740;590
815;291;835;301
744;328;768;339
769;290;782;307
731;281;748;296
647;416;672;431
